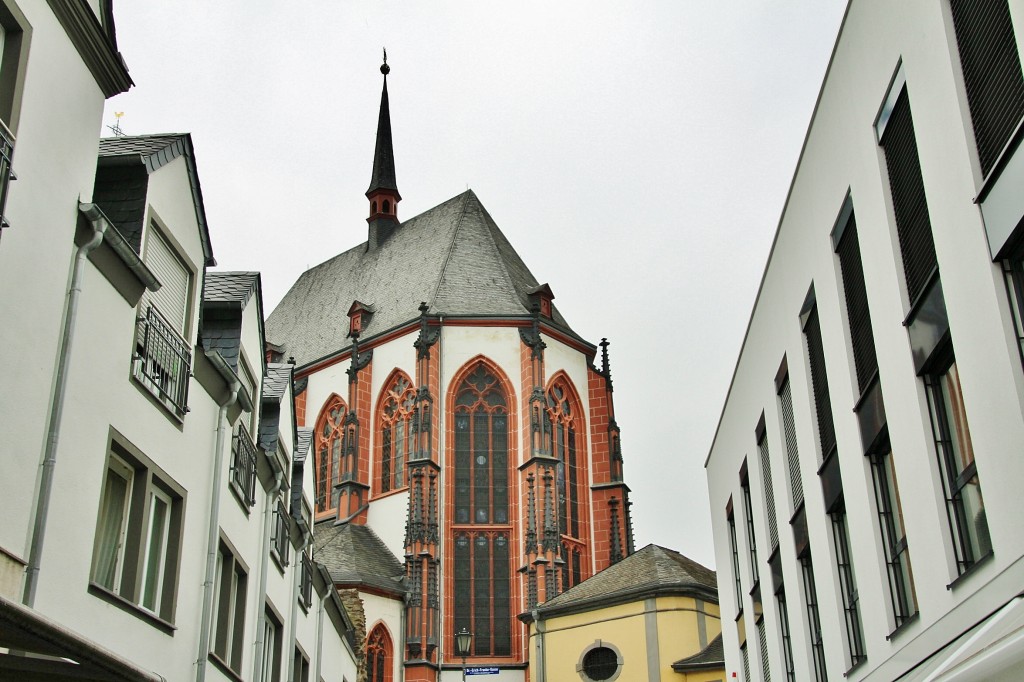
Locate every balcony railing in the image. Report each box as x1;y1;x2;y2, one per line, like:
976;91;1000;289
0;119;15;233
133;304;191;416
231;425;258;507
272;500;291;567
300;553;313;609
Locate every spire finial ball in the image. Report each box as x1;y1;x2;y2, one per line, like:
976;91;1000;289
381;63;390;76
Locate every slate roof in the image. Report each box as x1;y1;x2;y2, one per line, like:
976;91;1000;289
367;77;399;198
266;190;576;367
91;164;148;251
535;544;718;616
262;363;292;402
295;427;313;463
95;134;216;267
204;271;259;305
313;522;406;596
672;633;724;672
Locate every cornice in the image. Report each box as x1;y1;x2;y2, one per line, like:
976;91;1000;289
47;0;132;97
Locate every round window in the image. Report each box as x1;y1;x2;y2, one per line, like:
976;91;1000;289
581;646;618;681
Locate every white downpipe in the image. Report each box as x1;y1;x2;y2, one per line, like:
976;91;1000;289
22;214;106;607
287;528;311;682
195;377;240;681
253;463;285;682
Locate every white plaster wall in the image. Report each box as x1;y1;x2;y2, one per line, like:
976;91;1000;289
320;606;360;682
366;490;409;559
305;360;350;428
0;0;108;565
706;1;1024;680
362;591;406;682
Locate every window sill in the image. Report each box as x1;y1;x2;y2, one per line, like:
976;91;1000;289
886;612;920;642
947;550;994;591
271;549;288;574
88;582;176;635
228;480;253;515
208;652;245;682
130;372;187;427
843;656;868;678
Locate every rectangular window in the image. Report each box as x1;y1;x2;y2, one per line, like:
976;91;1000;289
870;445;918;627
300;551;314;610
213;541;248;672
925;352;992;575
757;615;772;682
776;587;796;682
949;0;1024;177
90;437;185;625
0;1;28;236
272;500;291;567
231;425;259;508
831;508;866;667
727;500;743;612
800;555;828;682
777;369;804;511
293;648;310;682
741;642;751;682
259;607;283;682
802;303;836;463
756;416;779;551
834;209;878;394
134;225;193;417
740;466;760;585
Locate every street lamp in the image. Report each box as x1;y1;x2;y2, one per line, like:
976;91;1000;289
455;627;473;681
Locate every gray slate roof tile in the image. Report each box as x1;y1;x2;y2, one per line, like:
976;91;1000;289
536;544;717;615
262;363;292;402
265;190;573;367
672;633;724;672
313;522;406;595
92;164;148;252
205;271;259;305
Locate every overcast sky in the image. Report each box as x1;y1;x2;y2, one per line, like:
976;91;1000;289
105;1;847;569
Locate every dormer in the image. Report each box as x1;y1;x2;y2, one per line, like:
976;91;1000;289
528;283;555;319
347;300;376;337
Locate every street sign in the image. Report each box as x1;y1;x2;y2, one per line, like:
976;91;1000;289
466;667;499;676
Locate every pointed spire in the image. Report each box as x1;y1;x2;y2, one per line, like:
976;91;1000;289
366;48;401;237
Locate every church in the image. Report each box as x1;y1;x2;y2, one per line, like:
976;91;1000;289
265;56;635;681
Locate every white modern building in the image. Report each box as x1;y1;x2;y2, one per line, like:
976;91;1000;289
705;1;1024;681
0;3;359;680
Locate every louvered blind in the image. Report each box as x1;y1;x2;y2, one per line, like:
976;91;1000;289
836;215;878;394
758;617;772;681
758;432;779;550
950;0;1024;177
778;379;803;509
142;226;190;335
804;307;836;459
881;90;937;306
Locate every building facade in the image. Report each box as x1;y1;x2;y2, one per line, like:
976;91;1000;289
0;3;359;679
266;59;636;682
705;1;1024;680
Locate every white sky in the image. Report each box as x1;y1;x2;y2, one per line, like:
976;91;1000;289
105;1;848;569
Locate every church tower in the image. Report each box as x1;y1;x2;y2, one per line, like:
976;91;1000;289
267;55;634;682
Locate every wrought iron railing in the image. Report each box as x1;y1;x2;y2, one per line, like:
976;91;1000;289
231;425;258;507
272;500;290;566
133;304;192;416
0;119;15;233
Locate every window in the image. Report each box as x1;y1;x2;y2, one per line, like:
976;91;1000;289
924;352;992;575
134;225;193;417
580;645;619;681
777;368;804;511
451;361;513;658
741;642;751;682
314;395;347;513
377;372;415;494
776;588;796;682
366;624;392;682
870;444;918;628
259;606;283;682
949;0;1024;177
91;437;184;625
800;556;827;682
544;376;588;590
293;647;310;682
300;551;314;610
740;466;759;585
756;417;779;552
757;616;771;682
271;500;291;567
231;424;258;508
831;507;865;668
0;1;28;237
834;209;878;395
802;303;836;464
727;502;743;612
212;541;248;673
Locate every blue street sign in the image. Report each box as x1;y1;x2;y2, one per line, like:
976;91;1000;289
466;667;499;675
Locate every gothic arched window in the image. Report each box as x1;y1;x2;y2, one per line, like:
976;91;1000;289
451;362;512;657
544;377;588;590
378;372;415;494
366;624;393;682
314;395;347;514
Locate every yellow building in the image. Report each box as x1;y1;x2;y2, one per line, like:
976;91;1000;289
523;544;724;682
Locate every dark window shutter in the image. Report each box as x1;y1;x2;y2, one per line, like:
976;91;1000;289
804;307;836;459
836;215;878;393
950;0;1024;177
881;90;937;305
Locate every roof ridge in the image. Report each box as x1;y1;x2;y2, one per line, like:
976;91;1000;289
428;191;473;310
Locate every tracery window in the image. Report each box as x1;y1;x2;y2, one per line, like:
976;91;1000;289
366;624;393;682
378;372;416;494
314;395;347;514
451;362;512;657
544;377;587;589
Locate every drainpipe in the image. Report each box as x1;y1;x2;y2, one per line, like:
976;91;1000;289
314;579;332;682
532;610;545;682
195;372;241;682
254;457;286;682
288;524;311;682
22;211;107;607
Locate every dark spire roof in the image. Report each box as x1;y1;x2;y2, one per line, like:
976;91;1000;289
366;55;400;201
